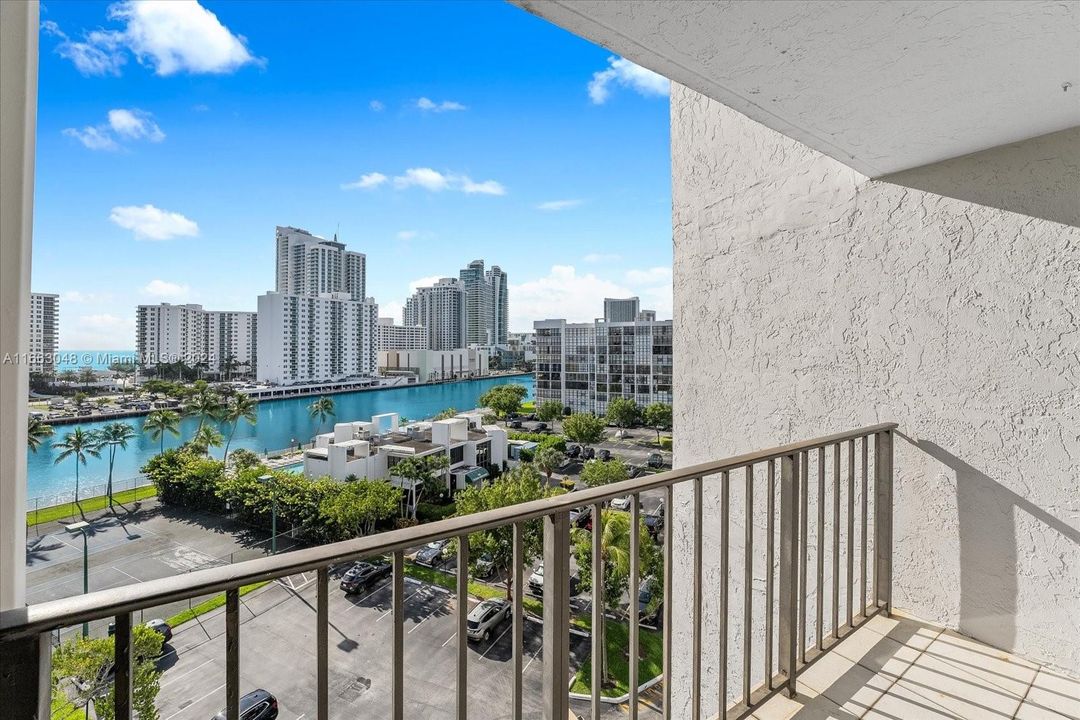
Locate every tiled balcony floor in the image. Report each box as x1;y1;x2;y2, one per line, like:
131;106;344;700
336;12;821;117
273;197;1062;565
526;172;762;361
754;612;1080;720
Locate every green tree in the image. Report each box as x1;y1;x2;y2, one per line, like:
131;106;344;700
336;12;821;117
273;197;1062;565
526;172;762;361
642;402;673;443
27;416;54;451
580;459;629;489
319;479;400;538
59;369;79;384
562;413;605;447
479;384;528;422
96;421;136;510
433;407;458;420
537;399;563;423
533;445;565;480
52;427;102;505
189;425;224;456
52;623;163;720
228;448;261;472
185;386;222;432
221;393;258;463
73;391;88;407
573;509;661;681
605;397;640;429
390;453;451;519
308;396;336;439
454;464;551;596
143;409;181;454
77;367;96;390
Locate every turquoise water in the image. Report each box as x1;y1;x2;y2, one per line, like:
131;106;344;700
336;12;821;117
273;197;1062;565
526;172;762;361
54;350;138;372
28;375;533;500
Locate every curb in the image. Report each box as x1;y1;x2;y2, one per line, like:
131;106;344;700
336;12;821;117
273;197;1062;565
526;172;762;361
567;673;664;703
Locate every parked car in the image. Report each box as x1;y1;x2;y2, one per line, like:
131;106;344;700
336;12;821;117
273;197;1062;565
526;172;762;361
582;446;596;460
644;501;665;539
570;506;593;530
628;465;644;478
524;413;537;421
509;420;523;429
474;553;495;579
416;539;451;567
637;577;657;616
528;564;545;595
598;449;612;462
213;689;279;720
565;444;581;459
647;452;665;469
107;618;172;644
466;599;511;642
610;496;634;511
534;422;548;432
340;559;392;594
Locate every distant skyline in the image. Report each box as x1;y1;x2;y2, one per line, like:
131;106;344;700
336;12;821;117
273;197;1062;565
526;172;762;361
32;0;672;349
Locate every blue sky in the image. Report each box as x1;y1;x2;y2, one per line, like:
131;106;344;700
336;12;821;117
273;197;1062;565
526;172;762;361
33;0;672;348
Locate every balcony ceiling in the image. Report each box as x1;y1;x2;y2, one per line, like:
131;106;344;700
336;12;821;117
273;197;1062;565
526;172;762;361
513;0;1080;177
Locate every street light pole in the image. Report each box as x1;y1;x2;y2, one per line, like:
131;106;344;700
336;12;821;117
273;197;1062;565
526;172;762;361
258;474;277;553
66;521;90;637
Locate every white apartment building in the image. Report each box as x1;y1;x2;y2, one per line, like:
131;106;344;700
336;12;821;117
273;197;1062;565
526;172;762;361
302;411;507;494
275;226;366;300
376;317;428;351
534;315;673;416
257;291;378;385
459;259;508;346
136;303;256;374
27;292;58;373
404;278;468;351
378;346;490;381
603;296;640;323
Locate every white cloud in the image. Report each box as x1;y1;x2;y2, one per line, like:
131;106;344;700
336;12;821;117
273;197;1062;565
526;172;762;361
341;172;387;190
396;230;418;241
624;266;672;284
43;1;260;77
62;126;120;151
588;56;670;104
369;100;385;112
61;290;113;304
537;199;583;211
416;97;467;113
192;103;210;112
391;168;506;196
63;108;165;151
65;313;135;349
408;275;443;293
109;204;199;241
142;279;191;299
380;301;404;322
583;252;621;263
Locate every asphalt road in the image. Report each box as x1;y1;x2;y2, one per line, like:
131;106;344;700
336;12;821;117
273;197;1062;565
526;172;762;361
153;572;590;720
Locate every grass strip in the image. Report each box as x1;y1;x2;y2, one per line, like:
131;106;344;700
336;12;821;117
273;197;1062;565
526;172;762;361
569;619;664;698
27;485;157;527
166;581;269;628
50;695;83;720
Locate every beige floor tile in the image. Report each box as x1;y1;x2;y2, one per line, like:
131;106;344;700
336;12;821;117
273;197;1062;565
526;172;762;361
751;690;856;720
925;630;1039;696
897;651;1022;719
863;678;964;719
1014;698;1074;720
800;652;898;717
1020;667;1080;720
861;613;941;651
834;630;924;680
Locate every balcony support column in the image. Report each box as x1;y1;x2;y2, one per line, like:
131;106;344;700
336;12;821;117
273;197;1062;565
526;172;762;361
874;430;894;613
542;511;571;720
777;452;800;697
0;631;50;720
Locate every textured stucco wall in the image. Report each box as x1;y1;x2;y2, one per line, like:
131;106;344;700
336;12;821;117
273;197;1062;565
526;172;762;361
669;82;1080;716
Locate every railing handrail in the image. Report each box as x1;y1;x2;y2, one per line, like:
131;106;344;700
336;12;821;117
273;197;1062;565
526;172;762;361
0;422;896;640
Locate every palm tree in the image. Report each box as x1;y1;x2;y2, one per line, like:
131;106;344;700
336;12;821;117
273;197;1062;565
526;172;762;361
533;446;565;481
190;425;224;456
52;427;102;506
144;409;181;453
96;422;137;510
222;393;258;463
27;416;54;451
308;396;336;441
186;387;223;433
590;510;632;683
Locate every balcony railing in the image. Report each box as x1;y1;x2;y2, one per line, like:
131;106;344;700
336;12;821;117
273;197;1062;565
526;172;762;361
0;423;896;720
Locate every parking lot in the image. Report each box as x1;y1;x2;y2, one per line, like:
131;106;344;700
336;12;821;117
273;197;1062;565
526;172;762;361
153;570;589;720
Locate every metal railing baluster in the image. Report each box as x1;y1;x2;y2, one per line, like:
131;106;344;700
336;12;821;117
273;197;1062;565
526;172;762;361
317;567;329;720
847;439;855;629
629;494;641;720
592;502;604;720
816;448;825;652
861;436;868;616
692;476;703;720
457;535;469;720
113;612;133;720
226;589;240;720
778;452;799;698
511;523;524;720
719;470;729;717
833;443;841;639
663;483;674;719
542;511;571;720
765;459;775;691
799;450;808;665
392;550;405;720
743;466;753;707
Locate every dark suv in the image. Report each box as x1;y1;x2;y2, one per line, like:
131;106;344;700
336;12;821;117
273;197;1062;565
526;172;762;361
340;560;392;594
213;689;278;720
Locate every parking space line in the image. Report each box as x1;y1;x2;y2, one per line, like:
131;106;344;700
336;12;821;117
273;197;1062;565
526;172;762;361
407;598;448;634
162;681;225;720
523;643;543;673
344;579;391;610
158;658;214;688
480;624;512;659
112;565;142;583
441;631;457;647
376;584;424;622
